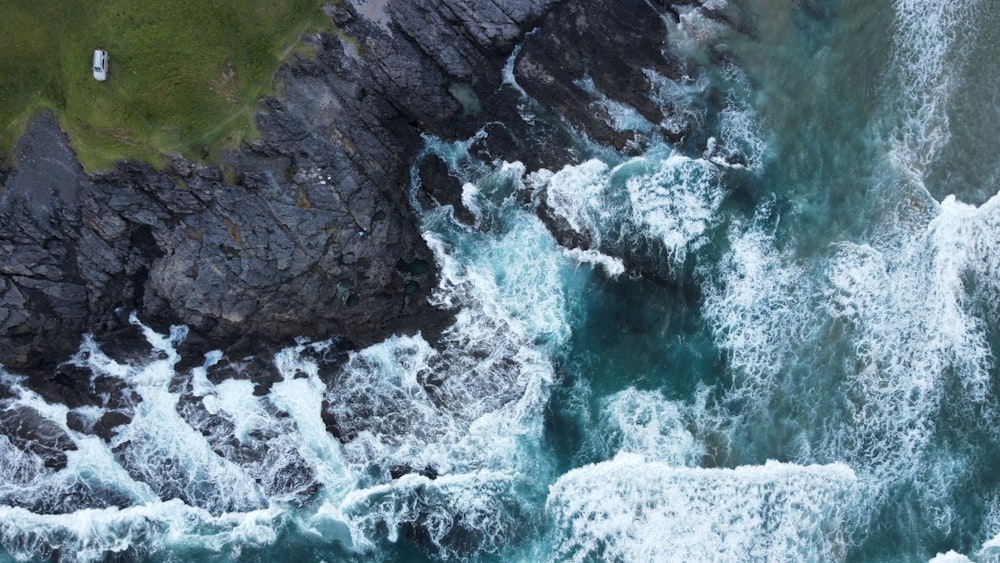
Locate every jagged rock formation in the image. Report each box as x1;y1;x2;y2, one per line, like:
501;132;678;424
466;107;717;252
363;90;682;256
0;0;721;401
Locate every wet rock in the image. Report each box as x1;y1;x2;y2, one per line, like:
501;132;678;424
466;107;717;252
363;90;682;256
3;479;134;515
396;494;529;560
25;359;138;416
206;353;283;397
514;0;686;148
320;399;350;443
28;362;96;410
1;0;713;400
0;405;77;470
66;409;132;442
534;188;596;251
390;464;439;480
417;154;475;226
92;324;156;366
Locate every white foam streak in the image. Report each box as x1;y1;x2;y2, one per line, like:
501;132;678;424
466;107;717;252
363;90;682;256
596;388;704;466
560;247;625;278
0;502;283;562
626;154;724;265
702;216;815;404
546;454;857;563
574;76;656;134
269;368;351;493
318;186;574;554
703;185;1000;533
541;153;725;269
886;0;982;177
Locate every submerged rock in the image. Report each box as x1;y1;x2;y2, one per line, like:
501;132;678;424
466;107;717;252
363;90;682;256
0;405;77;471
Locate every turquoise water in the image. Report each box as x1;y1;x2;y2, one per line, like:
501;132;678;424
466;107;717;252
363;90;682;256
4;0;1000;561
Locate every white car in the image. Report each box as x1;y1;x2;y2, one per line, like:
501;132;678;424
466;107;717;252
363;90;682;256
93;50;108;81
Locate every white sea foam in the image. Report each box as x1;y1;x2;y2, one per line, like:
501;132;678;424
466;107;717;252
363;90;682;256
625;153;725;265
885;0;983;178
701;182;1000;540
594;388;704;466
0;371;157;513
718;96;766;171
0;501;284;562
0;435;45;489
980;531;1000;560
341;470;530;559
672;4;731;50
316;171;582;555
700;0;727;9
930;551;975;563
701;212;818;409
822;193;997;491
268;347;353;493
542;159;615;245
115;408;263;514
644;70;709;138
560;247;625;278
574;76;656;134
540;152;724;269
546;454;858;563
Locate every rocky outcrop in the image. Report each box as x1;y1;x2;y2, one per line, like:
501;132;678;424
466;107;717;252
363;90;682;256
0;0;723;405
0;0;560;385
514;0;687;149
0;2;742;548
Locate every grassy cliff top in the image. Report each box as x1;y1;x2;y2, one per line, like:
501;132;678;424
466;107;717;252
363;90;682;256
0;1;331;172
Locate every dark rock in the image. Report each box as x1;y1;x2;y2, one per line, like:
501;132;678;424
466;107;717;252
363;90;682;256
0;112;89;374
321;399;348;443
417;154;475;226
171;329;222;374
28;362;96;410
0;381;14;401
390;464;439;480
0;405;77;470
25;358;138;415
92;325;155;366
514;0;686;148
207;353;284;397
97;410;133;436
3;477;134;515
299;337;356;384
398;496;528;560
1;0;716;400
65;409;132;442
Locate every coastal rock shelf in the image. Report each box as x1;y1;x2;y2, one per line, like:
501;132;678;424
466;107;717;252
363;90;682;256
0;0;711;386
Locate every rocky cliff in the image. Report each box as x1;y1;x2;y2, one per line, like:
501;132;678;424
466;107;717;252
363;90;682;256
0;0;723;402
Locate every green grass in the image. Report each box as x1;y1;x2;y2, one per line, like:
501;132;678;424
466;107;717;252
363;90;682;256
0;1;332;171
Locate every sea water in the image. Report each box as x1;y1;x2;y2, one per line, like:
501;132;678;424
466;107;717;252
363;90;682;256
4;0;1000;561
